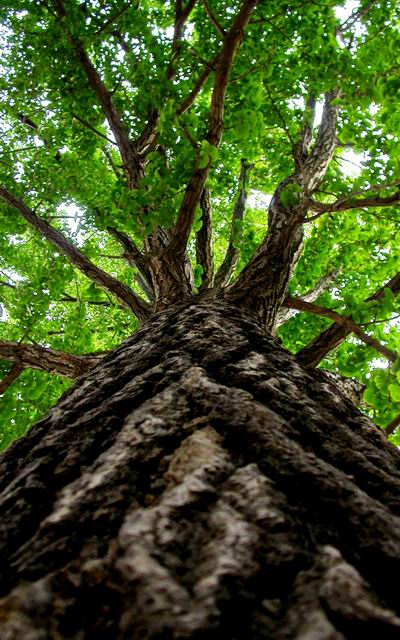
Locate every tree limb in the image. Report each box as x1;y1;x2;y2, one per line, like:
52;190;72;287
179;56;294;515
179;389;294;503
214;159;251;288
52;0;143;188
167;0;259;267
306;181;400;221
223;90;340;329
106;226;155;300
0;187;150;321
337;0;378;34
293;95;316;167
200;0;226;38
385;414;400;437
94;1;134;36
301;88;341;191
0;341;100;379
106;227;153;287
196;187;214;290
285;296;397;363
319;369;365;405
275;269;338;327
176;53;219;116
0;363;23;395
296;270;400;367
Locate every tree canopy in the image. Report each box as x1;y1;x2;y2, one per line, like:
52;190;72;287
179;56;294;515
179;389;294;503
0;0;400;449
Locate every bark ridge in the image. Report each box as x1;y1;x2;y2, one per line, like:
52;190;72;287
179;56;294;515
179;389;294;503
0;302;399;639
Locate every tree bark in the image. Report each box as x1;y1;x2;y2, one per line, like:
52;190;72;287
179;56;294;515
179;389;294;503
0;302;400;639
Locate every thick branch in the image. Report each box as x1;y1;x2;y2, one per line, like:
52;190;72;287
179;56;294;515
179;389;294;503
293;95;316;167
214;159;250;288
301;89;341;191
168;0;259;264
296;271;400;368
167;0;198;80
286;296;397;363
196;188;214;290
0;188;150;321
0;341;100;379
0;363;23;395
220;91;338;327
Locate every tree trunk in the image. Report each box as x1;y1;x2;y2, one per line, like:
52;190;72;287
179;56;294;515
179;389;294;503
1;302;400;639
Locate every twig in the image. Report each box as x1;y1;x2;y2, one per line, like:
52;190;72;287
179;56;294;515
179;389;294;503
71;112;117;146
95;2;133;36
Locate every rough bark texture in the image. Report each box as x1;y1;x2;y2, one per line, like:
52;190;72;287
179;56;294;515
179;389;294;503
0;302;400;639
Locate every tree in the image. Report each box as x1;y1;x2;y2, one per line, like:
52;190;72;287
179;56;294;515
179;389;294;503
0;0;400;636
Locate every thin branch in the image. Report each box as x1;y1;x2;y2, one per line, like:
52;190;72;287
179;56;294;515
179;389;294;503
59;294;110;307
0;340;100;379
337;0;378;33
18;113;38;130
214;159;251;288
275;269;338;327
385;414;400;437
176;53;219;116
0;363;23;395
102;147;123;178
306;183;400;221
0;187;150;321
107;226;153;292
17;113;61;162
94;2;134;36
71;112;117;146
196;187;214;290
295;271;400;368
285;296;397;363
200;0;226;38
265;86;296;148
52;0;142;188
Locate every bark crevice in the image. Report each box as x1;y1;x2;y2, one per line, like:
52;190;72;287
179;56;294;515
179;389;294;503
0;302;399;638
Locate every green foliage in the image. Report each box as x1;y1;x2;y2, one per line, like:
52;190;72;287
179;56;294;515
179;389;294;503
198;141;219;169
1;0;400;446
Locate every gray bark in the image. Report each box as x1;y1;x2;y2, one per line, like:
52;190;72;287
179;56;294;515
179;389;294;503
0;302;400;639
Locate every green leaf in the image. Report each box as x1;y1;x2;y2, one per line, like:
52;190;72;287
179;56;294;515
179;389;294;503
389;384;400;403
